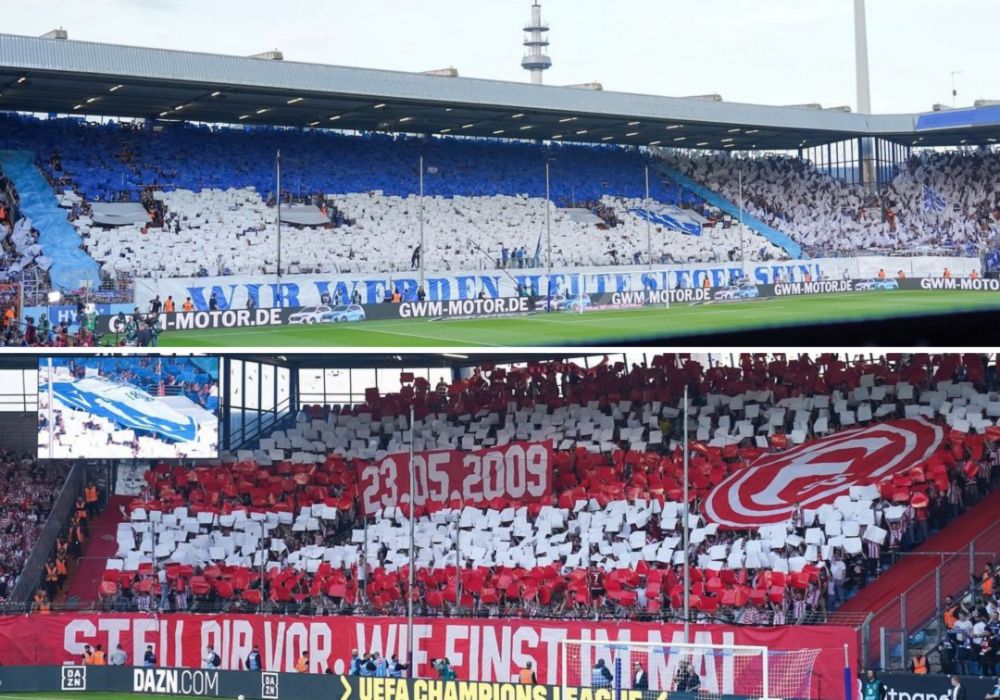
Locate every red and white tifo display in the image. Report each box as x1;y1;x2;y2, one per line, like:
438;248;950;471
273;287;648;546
100;354;1000;620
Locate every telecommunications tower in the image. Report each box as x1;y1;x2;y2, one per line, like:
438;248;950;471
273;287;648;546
521;1;552;85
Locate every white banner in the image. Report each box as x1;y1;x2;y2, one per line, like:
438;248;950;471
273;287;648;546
137;256;980;310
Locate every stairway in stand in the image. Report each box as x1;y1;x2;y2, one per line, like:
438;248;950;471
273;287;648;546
61;495;131;605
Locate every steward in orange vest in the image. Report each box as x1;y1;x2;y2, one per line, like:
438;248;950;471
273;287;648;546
909;653;928;674
518;662;537;684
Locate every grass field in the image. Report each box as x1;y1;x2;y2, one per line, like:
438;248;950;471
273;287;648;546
150;290;1000;347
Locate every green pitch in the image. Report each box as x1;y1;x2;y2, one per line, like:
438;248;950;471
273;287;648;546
147;290;1000;347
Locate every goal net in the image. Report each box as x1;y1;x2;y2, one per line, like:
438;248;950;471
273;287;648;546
559;639;821;700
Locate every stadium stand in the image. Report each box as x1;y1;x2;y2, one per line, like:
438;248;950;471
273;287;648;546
3;113;998;299
89;354;1000;629
0;114;787;280
665;151;1000;257
0;451;70;606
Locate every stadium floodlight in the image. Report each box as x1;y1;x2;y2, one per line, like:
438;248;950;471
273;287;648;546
286;97;303;104
47;291;62;304
666;124;683;129
520;125;533;130
439;128;452;134
696;141;709;146
329;115;341;121
256;108;269;114
628;121;640;126
648;140;661;146
558;117;577;123
626;131;639;137
373;103;387;109
602;136;613;141
493;129;505;135
72;104;83;110
86;96;100;104
511;113;525;119
721;137;734;143
575;129;588;135
238;114;250;120
210;91;221;97
745;129;759;134
673;136;686;142
728;128;741;133
307;121;320;127
109;84;123;92
399;117;414;122
462;123;474;129
17;76;27;84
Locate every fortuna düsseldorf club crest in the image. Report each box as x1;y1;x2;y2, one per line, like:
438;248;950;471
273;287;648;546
703;418;943;528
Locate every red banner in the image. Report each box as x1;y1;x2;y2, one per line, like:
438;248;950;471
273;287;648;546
0;613;853;698
357;441;552;515
703;418;943;528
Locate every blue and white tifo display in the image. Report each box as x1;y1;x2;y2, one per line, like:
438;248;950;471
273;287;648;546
37;357;219;459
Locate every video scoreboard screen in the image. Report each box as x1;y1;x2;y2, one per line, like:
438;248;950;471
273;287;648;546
38;356;219;459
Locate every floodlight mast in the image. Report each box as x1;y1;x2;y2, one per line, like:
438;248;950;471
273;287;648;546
854;0;877;190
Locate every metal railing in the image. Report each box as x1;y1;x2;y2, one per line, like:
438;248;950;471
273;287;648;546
0;597;853;629
870;518;1000;667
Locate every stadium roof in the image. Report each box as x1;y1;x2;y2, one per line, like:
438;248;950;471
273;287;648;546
1;33;999;149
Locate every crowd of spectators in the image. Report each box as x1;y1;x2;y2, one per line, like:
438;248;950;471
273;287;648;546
668;151;1000;256
0;167;45;283
0;114;777;277
0;451;70;607
92;355;1000;629
2;113;999;298
0;310;98;348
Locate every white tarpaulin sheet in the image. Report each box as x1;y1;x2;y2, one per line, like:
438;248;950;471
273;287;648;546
91;202;150;226
279;205;330;227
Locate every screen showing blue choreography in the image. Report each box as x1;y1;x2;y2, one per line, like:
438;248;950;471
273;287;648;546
37;356;220;459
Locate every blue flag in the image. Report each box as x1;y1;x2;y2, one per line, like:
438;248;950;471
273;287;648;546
922;185;946;213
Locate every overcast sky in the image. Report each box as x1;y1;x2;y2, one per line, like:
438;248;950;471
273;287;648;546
2;0;997;114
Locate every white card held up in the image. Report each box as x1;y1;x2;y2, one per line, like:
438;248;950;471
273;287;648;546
863;525;887;545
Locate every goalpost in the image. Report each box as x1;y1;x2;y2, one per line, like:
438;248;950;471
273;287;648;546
558;638;822;700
